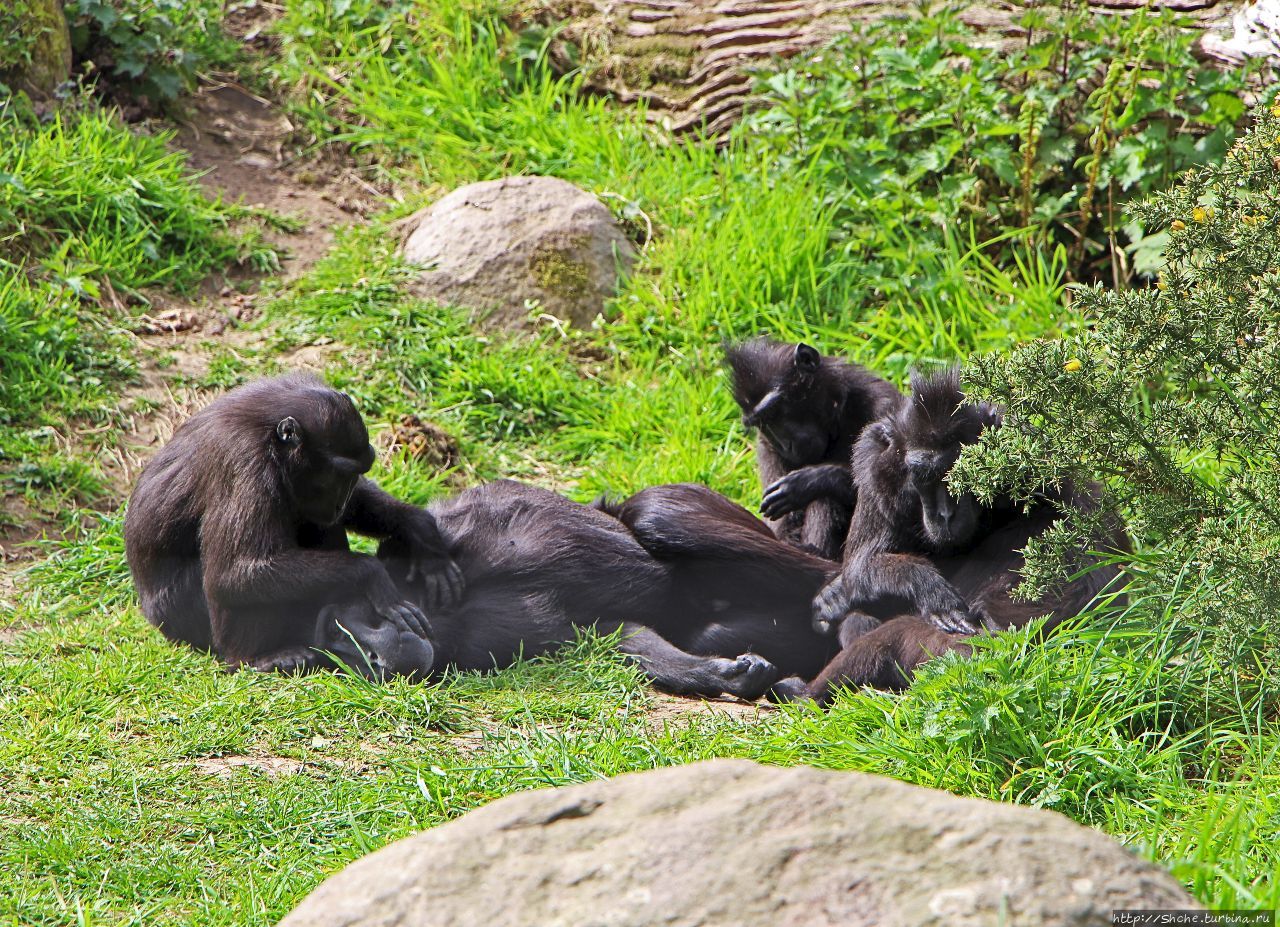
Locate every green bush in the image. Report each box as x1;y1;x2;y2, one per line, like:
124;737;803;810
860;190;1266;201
742;2;1255;287
65;0;233;102
954;101;1280;670
0;1;40;73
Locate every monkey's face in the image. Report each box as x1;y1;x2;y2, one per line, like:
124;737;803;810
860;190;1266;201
742;344;838;465
292;457;368;527
904;443;982;551
755;412;831;466
894;367;1002;551
316;601;435;681
276;395;377;526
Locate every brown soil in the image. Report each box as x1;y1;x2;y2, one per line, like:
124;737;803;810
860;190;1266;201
169;80;379;281
188;755;307;778
117;77;382;454
645;692;778;730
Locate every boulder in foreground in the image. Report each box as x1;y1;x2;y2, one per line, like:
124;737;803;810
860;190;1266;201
279;759;1197;927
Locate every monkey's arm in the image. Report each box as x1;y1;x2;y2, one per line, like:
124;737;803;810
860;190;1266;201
343;479;464;610
755;441;792;535
813;549;977;635
201;505;430;664
760;464;855;519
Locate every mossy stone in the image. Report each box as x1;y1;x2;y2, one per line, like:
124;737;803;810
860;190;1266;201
0;0;72;97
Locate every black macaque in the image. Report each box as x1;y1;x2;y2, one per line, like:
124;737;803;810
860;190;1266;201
318;481;841;699
124;373;462;673
725;338;901;559
776;368;1127;704
810;367;1003;637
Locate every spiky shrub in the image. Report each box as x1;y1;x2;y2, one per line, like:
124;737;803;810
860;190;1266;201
952;102;1280;664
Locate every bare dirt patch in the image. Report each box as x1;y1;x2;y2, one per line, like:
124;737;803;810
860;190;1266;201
137;86;382;476
190;755;307;778
170;81;379;281
0;627;31;646
644;692;777;729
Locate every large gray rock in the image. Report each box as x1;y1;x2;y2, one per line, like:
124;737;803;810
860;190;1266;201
400;175;635;331
279;759;1197;927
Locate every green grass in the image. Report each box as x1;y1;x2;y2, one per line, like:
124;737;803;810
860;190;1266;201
2;0;1277;923
0;99;275;526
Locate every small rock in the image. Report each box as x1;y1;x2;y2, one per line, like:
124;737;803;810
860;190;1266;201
400;175;637;331
278;759;1198;927
131;309;200;335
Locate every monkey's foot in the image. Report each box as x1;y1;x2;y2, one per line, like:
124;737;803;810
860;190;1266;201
767;676;815;704
247;646;324;676
713;653;779;700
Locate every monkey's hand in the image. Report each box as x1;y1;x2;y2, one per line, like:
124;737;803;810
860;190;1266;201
811;575;852;635
387;600;434;639
761;471;813;520
398;512;465;612
923;603;980;635
367;572;434;639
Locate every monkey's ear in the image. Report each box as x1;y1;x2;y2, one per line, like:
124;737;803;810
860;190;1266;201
793;343;821;372
864;421;894;449
276;416;302;446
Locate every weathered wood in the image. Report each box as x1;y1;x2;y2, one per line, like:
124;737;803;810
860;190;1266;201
553;0;1241;137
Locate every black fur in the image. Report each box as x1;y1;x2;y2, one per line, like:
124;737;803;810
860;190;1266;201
321;482;841;699
725;338;901;559
124;373;461;673
786;368;1128;703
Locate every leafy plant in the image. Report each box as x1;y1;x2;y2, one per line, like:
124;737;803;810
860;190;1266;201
0;0;41;73
954;101;1280;669
65;0;233;102
741;1;1257;286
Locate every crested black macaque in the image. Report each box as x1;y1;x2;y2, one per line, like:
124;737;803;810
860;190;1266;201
124;373;463;673
725;338;901;560
810;367;1003;638
318;481;841;698
777;368;1127;703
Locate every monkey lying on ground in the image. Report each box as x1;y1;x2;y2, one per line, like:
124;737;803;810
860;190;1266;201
774;368;1127;703
318;482;841;698
126;373;839;697
726;338;901;559
125;373;462;674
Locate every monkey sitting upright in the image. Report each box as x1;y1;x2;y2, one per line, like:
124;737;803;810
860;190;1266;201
775;368;1128;703
124;373;463;674
725;338;901;559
